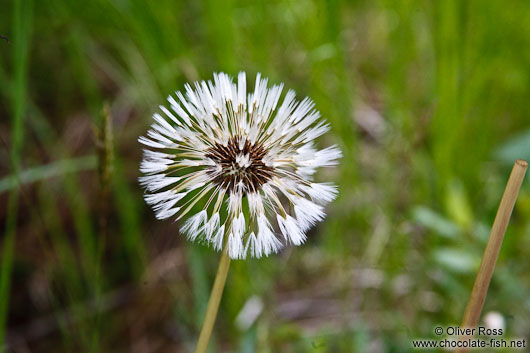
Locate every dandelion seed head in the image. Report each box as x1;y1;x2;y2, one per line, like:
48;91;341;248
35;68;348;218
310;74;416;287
139;72;341;259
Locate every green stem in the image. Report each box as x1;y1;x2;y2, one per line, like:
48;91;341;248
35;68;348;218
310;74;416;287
0;0;32;347
194;249;231;353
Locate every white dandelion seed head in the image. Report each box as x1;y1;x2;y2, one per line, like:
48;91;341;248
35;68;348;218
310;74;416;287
139;72;341;259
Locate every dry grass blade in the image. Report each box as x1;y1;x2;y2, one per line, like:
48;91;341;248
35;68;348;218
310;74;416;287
456;160;528;353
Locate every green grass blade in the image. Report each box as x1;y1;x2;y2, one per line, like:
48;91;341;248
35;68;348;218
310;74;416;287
0;155;97;193
0;0;33;347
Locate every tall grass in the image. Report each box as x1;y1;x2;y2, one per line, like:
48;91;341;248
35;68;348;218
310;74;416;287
0;0;32;347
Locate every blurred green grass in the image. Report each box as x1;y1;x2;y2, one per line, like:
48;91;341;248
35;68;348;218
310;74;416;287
1;0;530;352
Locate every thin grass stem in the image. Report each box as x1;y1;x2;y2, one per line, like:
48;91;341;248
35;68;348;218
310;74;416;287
455;159;527;353
0;0;32;347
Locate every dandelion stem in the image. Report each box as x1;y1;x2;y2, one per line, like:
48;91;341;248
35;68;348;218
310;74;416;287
455;159;527;353
194;248;231;353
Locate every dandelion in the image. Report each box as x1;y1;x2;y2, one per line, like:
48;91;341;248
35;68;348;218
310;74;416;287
139;72;341;352
139;72;340;258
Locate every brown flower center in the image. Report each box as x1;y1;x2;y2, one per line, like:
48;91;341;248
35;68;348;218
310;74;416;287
205;136;274;193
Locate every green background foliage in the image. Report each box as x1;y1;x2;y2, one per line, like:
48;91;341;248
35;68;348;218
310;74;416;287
1;0;530;352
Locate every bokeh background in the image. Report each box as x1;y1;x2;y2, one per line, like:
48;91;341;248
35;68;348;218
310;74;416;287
2;0;530;352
